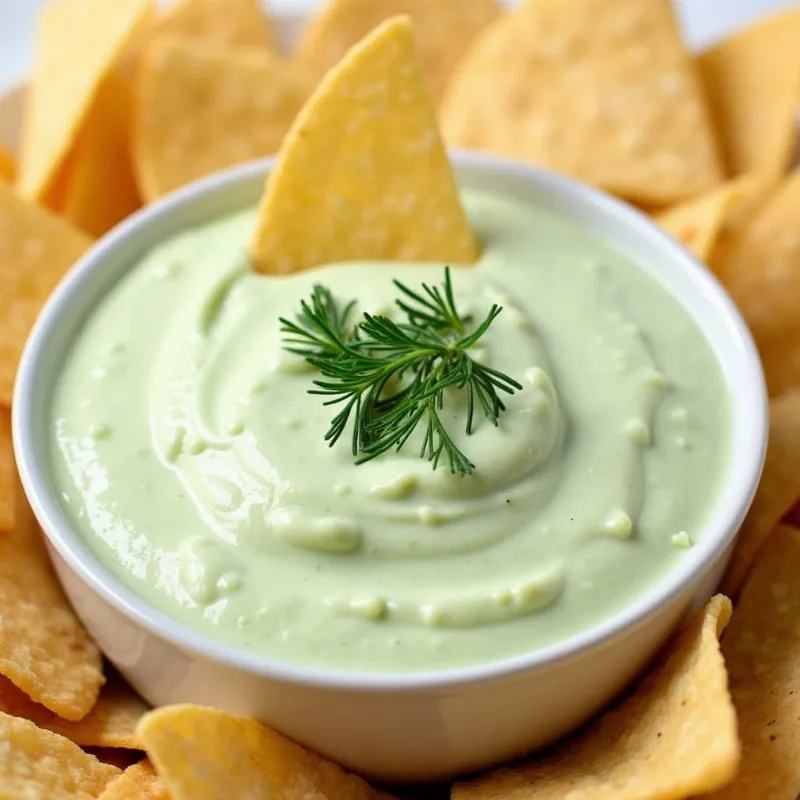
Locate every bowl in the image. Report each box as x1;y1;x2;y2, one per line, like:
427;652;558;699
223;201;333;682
12;152;767;782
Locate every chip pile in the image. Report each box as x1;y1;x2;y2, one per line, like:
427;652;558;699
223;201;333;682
1;0;800;797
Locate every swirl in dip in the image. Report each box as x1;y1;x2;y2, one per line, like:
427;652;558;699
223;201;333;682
50;190;730;672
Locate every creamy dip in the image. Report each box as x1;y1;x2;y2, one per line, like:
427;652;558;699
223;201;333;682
50;190;730;672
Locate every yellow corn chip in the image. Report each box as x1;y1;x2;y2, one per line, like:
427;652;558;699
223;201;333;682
703;525;800;799
0;181;92;406
134;35;312;203
0;145;15;183
721;392;800;597
250;16;477;274
720;170;800;392
0;489;103;720
150;0;277;53
293;0;499;101
0;409;13;531
50;73;141;237
0;670;148;749
0;710;120;799
137;704;391;800
98;761;169;800
17;0;153;200
453;595;738;800
698;8;800;178
441;0;723;206
655;178;745;262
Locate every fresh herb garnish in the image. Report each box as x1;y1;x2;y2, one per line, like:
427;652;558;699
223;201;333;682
280;268;522;475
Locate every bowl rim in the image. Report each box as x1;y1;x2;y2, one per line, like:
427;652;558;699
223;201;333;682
13;151;768;692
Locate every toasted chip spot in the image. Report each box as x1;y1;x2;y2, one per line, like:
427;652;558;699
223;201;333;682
0;671;148;749
441;0;723;206
17;0;152;200
149;0;277;52
137;704;391;800
135;35;313;203
0;180;91;415
721;393;800;597
293;0;499;101
453;596;738;800
250;16;477;274
0;146;15;182
0;710;120;797
698;7;800;178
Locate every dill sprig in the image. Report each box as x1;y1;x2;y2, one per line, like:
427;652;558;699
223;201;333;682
279;268;522;475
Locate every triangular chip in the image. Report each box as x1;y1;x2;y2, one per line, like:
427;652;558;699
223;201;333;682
698;8;800;178
453;596;738;800
0;180;91;405
134;35;312;203
704;525;800;799
250;16;477;274
48;72;141;237
0;144;15;183
720;168;800;350
98;761;168;800
0;670;148;749
0;493;103;720
150;0;277;53
17;0;153;200
293;0;499;101
720;392;800;597
440;0;723;206
0;409;13;532
0;711;120;798
137;704;392;800
655;179;746;262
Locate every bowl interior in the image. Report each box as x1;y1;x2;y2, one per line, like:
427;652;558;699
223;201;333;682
13;152;767;688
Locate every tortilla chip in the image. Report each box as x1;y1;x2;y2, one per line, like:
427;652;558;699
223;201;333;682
441;0;723;206
698;8;800;179
655;178;745;262
0;487;103;720
719;169;800;394
0;710;120;799
17;0;153;201
293;0;499;101
50;73;141;237
0;409;13;532
250;16;477;274
134;35;312;203
0;181;92;406
454;596;737;800
98;761;169;800
703;525;800;799
150;0;277;53
0;145;15;183
0;670;148;749
720;392;800;597
137;704;391;800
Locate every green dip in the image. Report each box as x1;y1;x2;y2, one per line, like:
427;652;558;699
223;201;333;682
50;190;730;672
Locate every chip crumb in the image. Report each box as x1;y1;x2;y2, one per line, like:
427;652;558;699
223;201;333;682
453;596;738;800
671;531;692;548
0;710;120;799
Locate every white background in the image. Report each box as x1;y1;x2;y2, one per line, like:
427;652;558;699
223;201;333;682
0;0;797;94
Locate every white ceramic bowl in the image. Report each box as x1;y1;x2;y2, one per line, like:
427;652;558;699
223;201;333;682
13;153;767;782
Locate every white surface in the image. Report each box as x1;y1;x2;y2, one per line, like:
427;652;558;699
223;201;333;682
0;0;798;94
13;152;767;781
